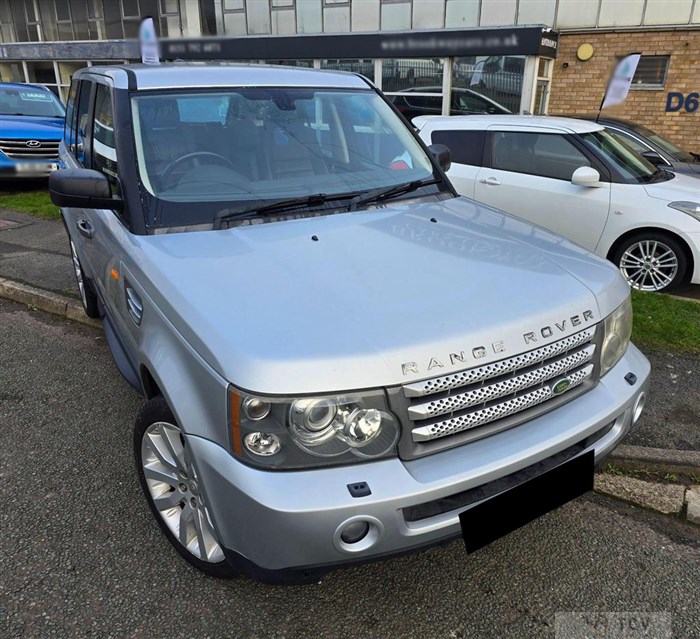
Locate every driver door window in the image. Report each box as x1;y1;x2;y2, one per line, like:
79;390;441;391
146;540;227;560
92;84;120;195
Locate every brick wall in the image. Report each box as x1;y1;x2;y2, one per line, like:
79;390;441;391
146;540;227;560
549;30;700;151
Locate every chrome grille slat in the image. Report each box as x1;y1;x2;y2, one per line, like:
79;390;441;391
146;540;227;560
0;139;60;159
403;327;595;398
411;364;594;442
407;344;596;420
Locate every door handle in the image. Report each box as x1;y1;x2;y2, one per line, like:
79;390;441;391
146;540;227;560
478;177;501;186
76;219;94;239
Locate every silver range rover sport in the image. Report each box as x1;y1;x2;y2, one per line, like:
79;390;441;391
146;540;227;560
50;63;650;584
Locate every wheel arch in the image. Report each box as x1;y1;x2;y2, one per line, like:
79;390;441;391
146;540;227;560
606;227;695;280
139;364;162;399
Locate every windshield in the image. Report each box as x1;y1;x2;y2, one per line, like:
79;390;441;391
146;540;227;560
131;88;439;228
0;86;65;117
580;129;672;184
632;124;695;163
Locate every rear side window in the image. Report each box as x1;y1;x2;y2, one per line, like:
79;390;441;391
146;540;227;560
491;131;590;181
431;130;486;167
92;84;120;195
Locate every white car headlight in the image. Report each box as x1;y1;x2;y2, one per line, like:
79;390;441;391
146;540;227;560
600;296;633;377
229;387;400;469
668;201;700;222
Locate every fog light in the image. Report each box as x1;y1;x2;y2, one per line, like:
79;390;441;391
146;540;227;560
340;520;370;544
632;392;646;424
243;432;281;456
243;397;271;421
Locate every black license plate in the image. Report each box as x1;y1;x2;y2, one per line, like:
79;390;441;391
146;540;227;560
460;450;594;553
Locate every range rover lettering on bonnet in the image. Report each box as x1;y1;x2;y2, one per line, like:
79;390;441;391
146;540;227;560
523;309;595;345
400;309;595;376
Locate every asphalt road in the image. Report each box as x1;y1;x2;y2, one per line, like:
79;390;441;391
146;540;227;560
1;298;699;639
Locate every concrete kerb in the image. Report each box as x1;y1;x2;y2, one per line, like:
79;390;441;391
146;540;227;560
0;277;698;525
0;277;101;329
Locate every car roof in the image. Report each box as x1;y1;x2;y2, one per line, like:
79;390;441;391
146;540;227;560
572;114;637;128
413;114;604;134
0;81;54;92
77;62;371;91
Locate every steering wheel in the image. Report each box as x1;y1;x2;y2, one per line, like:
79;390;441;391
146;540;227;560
162;152;235;183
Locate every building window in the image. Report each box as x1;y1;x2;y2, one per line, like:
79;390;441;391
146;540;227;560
630;56;669;90
160;0;183;36
272;0;295;8
0;2;16;42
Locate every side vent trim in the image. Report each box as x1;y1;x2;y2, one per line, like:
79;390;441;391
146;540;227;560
125;280;143;326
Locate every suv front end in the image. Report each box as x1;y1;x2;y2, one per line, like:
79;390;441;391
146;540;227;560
0;82;64;180
189;298;648;583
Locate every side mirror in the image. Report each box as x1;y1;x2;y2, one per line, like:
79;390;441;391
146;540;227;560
641;150;665;166
428;143;451;172
571;166;601;187
49;168;122;211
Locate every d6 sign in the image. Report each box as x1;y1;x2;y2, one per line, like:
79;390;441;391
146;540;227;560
666;92;699;112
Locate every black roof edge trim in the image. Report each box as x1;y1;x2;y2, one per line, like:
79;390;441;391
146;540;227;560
124;68;138;91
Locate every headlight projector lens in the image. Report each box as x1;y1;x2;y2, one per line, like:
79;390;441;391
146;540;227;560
344;408;382;445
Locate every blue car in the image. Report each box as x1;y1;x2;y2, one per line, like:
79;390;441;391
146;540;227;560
0;82;65;179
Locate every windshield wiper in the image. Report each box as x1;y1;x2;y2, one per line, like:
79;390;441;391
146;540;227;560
213;192;360;229
347;178;440;212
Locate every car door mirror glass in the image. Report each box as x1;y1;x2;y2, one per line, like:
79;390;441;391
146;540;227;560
571;166;602;187
428;143;451;172
49;168;123;211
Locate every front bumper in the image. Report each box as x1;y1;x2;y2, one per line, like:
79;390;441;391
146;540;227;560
188;344;650;583
684;232;700;285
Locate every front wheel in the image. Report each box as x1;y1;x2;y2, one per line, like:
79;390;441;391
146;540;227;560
134;396;236;578
69;239;100;318
613;233;687;292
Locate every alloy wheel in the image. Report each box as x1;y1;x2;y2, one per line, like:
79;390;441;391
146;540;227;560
141;421;224;563
619;239;679;292
70;240;88;309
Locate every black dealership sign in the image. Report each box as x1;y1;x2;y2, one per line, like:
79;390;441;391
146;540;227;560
162;26;559;61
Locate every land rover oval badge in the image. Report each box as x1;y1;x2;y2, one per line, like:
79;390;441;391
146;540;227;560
552;378;572;395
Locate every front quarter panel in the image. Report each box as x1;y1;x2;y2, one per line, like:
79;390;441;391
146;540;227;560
118;260;231;447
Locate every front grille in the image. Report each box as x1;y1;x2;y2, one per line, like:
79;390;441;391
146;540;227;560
403;327;598;445
0;139;60;159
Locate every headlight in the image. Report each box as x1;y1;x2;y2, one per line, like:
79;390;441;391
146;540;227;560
600;295;633;377
229;387;399;469
668;201;700;222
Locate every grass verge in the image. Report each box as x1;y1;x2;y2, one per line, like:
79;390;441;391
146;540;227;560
0;187;60;219
631;289;700;354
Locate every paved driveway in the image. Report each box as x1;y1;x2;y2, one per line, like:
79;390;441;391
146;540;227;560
1;298;699;639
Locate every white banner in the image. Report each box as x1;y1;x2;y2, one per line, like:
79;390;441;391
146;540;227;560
139;17;160;65
601;53;641;110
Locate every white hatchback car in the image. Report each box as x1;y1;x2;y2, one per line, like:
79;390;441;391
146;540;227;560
415;115;700;292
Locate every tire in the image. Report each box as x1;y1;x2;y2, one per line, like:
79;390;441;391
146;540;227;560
68;239;100;318
134;396;236;578
612;232;688;293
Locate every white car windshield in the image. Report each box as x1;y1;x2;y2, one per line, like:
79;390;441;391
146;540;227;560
580;129;672;184
131;87;438;228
